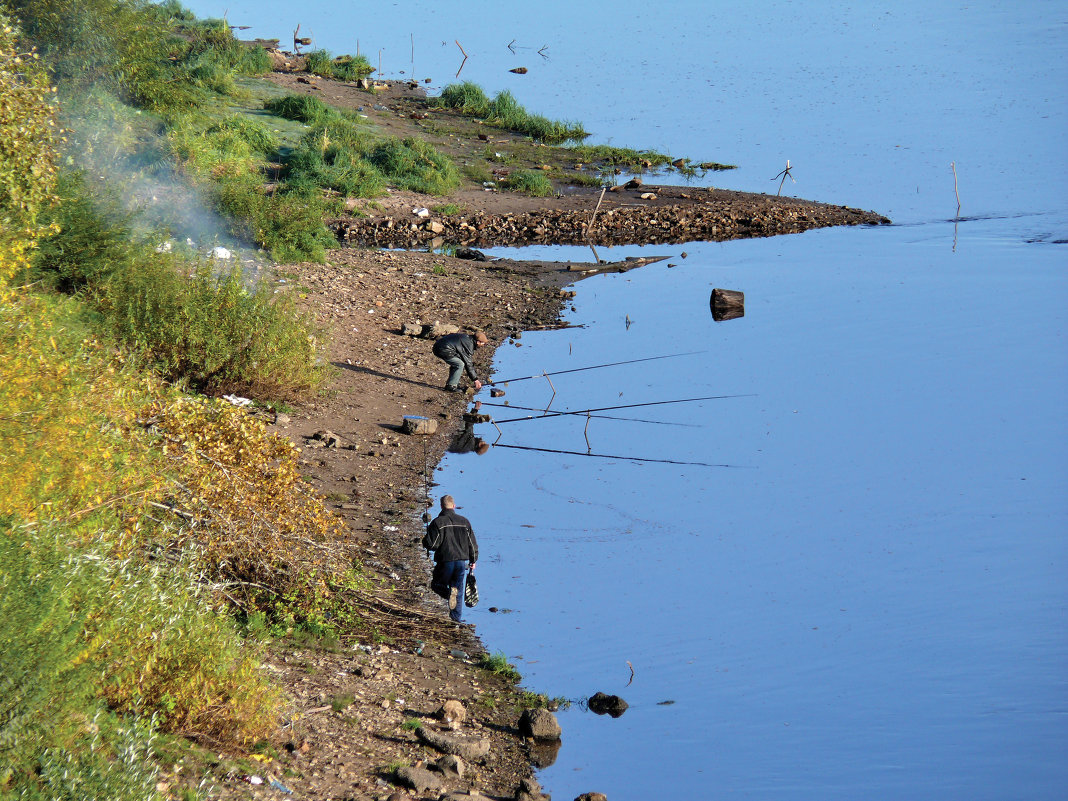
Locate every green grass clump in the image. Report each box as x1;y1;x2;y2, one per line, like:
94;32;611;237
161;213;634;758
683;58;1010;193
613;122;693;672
569;143;674;169
304;48;372;81
432;203;466;216
206;116;280;156
264;93;335;125
476;651;522;683
436;81;588;144
502;169;554;197
437;80;491;115
286;119;385;198
366;137;460;195
330;693;356;713
215;176;338;262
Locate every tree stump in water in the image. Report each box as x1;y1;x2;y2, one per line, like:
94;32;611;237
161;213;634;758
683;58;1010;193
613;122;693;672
710;288;745;321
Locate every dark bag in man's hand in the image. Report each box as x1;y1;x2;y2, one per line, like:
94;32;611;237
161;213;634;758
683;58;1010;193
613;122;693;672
464;572;479;608
430;562;450;599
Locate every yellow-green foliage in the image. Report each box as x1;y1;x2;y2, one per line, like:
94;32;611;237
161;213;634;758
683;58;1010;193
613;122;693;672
147;395;355;621
0;311;283;762
0;295;163;549
86;551;281;744
0;13;59;291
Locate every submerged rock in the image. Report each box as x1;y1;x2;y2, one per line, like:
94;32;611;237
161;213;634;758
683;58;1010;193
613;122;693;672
588;691;628;717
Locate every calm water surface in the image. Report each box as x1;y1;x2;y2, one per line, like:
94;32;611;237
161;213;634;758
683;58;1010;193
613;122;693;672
181;1;1068;797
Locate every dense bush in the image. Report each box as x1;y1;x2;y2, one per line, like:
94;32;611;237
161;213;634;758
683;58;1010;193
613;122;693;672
31;173;138;292
101;252;328;397
0;11;59;291
7;0;270;114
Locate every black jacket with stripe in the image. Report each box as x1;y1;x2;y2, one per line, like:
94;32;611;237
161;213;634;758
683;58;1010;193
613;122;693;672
422;509;478;564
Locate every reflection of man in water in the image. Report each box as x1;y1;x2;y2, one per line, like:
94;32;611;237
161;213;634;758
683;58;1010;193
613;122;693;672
448;421;489;455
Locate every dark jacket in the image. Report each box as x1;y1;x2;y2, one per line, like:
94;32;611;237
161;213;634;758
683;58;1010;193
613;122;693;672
433;333;478;381
422;509;478;564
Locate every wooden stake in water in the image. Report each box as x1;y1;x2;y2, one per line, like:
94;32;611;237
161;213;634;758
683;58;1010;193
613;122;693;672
772;159;795;196
951;161;961;216
587;186;607;233
455;40;468;78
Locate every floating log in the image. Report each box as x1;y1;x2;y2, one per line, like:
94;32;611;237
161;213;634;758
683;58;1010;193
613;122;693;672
566;255;668;274
710;288;744;321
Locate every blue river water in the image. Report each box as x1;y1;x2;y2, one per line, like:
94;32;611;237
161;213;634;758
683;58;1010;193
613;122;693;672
181;1;1068;798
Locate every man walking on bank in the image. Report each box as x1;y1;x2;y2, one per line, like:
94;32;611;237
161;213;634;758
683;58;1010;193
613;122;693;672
433;331;488;393
423;495;478;622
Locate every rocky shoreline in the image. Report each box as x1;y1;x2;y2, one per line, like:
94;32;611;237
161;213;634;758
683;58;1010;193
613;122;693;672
334;185;889;250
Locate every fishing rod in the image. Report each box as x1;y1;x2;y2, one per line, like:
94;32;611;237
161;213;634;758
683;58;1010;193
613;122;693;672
489;394;756;425
491;441;752;469
492;350;705;385
475;401;702;427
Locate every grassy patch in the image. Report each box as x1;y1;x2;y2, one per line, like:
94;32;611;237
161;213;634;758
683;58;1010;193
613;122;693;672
432;203;466;216
503;169;554;197
436;81;588;144
304;49;373;81
264;93;335;125
476;651;522;683
331;693;356;713
569;143;674;170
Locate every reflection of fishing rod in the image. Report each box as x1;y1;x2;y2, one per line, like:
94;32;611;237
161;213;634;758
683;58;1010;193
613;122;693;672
491;441;751;469
477;401;701;427
490;394;755;425
492;350;705;385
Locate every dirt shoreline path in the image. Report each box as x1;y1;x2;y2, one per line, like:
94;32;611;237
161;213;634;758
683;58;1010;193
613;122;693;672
210;66;890;801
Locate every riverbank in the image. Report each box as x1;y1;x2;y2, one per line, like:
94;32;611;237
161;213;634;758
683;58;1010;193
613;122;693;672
207;247;577;801
199;64;890;801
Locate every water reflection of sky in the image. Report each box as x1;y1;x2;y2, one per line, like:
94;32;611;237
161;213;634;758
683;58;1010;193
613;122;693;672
173;0;1068;797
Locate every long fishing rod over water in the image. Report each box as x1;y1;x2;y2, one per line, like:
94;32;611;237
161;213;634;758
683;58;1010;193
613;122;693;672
490;442;752;469
492;350;706;385
488;394;756;425
476;401;703;427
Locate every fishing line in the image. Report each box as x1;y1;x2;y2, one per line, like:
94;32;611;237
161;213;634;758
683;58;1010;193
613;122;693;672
492;350;706;385
474;401;701;427
491;441;752;469
489;394;756;425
